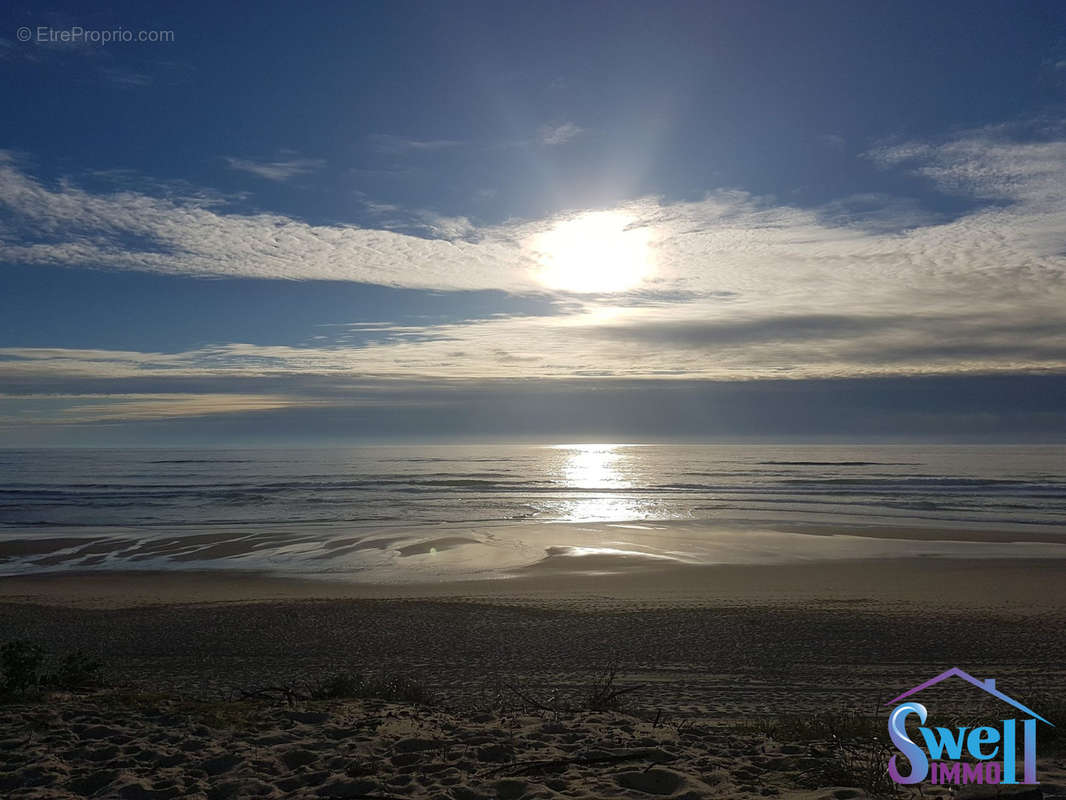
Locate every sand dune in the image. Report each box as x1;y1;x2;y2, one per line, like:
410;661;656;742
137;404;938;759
4;687;1065;799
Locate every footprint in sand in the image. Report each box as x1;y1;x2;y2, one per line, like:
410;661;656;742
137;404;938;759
617;767;687;795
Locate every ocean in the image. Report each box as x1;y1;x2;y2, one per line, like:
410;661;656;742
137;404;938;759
1;443;1064;579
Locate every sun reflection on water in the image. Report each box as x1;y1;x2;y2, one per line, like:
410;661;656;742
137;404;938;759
547;444;651;522
558;443;629;489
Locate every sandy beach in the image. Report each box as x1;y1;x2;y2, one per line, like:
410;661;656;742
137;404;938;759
3;554;1066;611
3;554;1066;799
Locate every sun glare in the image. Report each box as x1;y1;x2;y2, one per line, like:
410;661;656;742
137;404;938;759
529;212;654;293
544;444;653;522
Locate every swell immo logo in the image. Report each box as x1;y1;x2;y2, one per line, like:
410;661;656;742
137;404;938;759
886;668;1053;787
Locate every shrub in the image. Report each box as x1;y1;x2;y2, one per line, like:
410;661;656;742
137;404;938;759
506;665;645;715
47;650;103;691
738;710;882;743
0;640;47;696
733;710;898;797
583;665;643;712
0;639;103;698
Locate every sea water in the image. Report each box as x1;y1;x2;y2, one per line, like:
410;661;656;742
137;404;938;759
1;444;1063;578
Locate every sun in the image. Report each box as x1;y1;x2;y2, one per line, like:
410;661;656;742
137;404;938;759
528;211;654;293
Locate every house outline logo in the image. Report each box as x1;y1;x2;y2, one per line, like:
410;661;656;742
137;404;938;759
884;667;1054;787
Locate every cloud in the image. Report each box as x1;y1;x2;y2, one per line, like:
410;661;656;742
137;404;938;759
368;135;464;154
412;212;478;241
538;122;584;146
866;123;1066;205
0;155;532;289
593;314;907;347
225;156;325;181
814;193;934;233
3;351;1065;440
0;393;331;424
98;66;153;87
2;121;1066;396
3;293;1064;394
3;127;1063;305
585;309;1066;373
0;21;163;88
358;196;479;241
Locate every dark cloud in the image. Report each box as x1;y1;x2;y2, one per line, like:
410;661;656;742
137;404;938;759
589;313;1066;365
592;314;900;347
3;374;1065;445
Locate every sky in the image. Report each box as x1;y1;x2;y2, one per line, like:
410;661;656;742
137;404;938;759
2;0;1066;445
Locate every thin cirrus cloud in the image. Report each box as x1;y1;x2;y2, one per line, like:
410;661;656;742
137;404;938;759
868;135;1066;205
2;120;1066;425
224;155;326;181
368;123;585;154
538;122;584;146
0;393;334;425
367;134;465;154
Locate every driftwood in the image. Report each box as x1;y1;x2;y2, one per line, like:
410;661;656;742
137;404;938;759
505;684;556;712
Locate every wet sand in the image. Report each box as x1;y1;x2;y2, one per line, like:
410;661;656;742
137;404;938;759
4;519;1066;586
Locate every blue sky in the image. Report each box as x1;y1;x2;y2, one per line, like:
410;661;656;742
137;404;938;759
2;0;1065;443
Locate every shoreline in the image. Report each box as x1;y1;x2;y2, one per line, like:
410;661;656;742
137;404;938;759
3;556;1066;612
3;518;1066;592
